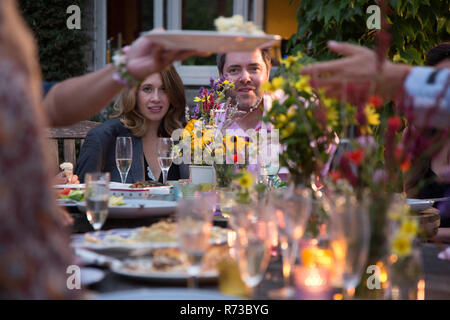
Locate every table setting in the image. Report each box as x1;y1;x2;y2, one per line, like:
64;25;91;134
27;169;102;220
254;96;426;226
49;14;450;301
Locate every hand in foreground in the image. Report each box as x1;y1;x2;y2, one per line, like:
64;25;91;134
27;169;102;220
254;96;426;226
300;41;411;101
54;172;80;185
126;34;210;80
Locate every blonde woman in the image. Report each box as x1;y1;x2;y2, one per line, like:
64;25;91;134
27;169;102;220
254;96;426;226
75;66;190;183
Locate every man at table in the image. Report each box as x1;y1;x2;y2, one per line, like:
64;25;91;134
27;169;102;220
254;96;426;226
216;48;272;132
214;48;288;181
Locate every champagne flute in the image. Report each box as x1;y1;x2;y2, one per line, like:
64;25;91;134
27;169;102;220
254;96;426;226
115;137;133;184
176;195;215;288
267;186;312;299
157;137;173;184
328;192;370;299
229;203;273;297
84;172;110;231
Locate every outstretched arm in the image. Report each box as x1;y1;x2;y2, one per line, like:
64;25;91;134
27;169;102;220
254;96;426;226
44;36;205;127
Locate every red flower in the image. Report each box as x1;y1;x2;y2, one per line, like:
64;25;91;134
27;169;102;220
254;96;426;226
368;95;383;109
388;116;402;132
329;170;342;181
400;155;411;172
345;149;365;166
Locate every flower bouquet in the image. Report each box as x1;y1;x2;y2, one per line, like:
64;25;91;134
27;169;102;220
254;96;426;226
173;76;249;185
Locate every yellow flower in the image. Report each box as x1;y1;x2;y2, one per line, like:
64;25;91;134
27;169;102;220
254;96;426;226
361;104;380;134
271;76;284;90
294;76;312;94
281;55;298;69
194;97;202;103
326;105;339;128
287;106;296;118
365;104;380;126
238;170;254;189
223;80;230;85
185;119;198;134
400;219;419;236
392;232;412;257
276;114;287;125
280;122;295;139
262;81;273;92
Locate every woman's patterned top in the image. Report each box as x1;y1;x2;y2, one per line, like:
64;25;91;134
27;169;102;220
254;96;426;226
0;59;78;299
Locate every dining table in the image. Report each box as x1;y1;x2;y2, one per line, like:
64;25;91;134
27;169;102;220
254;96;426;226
66;199;450;301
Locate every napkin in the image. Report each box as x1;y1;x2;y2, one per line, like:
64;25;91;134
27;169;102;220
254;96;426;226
438;247;450;261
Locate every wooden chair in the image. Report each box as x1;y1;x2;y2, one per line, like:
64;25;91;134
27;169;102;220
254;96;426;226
46;120;100;173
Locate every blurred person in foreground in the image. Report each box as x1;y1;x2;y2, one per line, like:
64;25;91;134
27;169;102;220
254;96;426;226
0;0;202;299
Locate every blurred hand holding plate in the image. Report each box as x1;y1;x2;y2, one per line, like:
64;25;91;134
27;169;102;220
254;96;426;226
142;30;281;53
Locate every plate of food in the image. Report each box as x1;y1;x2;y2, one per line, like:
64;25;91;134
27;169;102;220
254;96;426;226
143;29;281;53
109;246;229;283
71;221;229;255
77;198;177;218
406;198;435;212
109;181;172;199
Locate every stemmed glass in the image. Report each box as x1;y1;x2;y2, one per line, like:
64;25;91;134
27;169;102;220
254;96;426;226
84;172;110;231
267;186;312;299
176;195;215;288
328;192;370;299
229;203;274;298
115;137;133;184
157;137;173;184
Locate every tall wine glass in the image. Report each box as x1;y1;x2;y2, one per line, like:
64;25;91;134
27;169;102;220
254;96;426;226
176;195;215;288
229;203;273;298
115;137;133;184
328;192;370;299
84;172;110;231
157;137;173;184
267;186;312;299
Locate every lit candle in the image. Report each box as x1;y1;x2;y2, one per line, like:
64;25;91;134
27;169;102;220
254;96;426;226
294;265;332;300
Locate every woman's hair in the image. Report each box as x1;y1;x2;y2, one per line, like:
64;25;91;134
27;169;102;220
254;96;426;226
425;43;450;66
113;65;186;137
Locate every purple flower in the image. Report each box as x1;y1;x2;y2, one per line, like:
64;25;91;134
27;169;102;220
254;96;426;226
193;104;200;114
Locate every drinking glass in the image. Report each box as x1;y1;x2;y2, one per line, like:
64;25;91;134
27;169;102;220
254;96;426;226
157;137;174;184
229;203;274;297
115;137;133;183
267;186;312;299
328;192;370;299
84;172;110;231
176;195;215;288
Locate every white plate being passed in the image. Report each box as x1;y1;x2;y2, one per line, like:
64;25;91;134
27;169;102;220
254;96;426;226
94;288;240;300
109;258;218;283
406;198;435;212
143;30;281;53
77;199;177;219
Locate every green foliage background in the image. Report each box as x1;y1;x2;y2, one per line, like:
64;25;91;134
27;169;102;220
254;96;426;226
289;0;450;65
19;0;89;81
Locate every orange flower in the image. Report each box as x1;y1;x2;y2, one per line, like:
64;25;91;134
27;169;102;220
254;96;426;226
400;154;411;172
